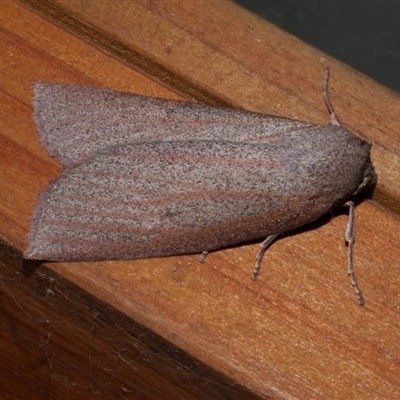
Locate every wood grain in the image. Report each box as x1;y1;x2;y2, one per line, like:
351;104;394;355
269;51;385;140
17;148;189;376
1;0;400;398
18;0;400;216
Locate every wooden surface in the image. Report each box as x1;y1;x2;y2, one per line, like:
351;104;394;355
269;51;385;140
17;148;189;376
1;0;400;398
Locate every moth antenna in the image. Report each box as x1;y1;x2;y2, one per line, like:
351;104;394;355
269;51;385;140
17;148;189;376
251;234;279;280
323;66;341;127
344;200;365;306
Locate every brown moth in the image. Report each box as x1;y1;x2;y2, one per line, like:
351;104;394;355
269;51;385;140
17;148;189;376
25;67;376;305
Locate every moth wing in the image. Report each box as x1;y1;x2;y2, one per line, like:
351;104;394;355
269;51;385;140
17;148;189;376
25;139;332;262
32;83;314;166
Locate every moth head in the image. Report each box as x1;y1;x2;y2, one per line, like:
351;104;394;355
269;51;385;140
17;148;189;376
354;141;377;196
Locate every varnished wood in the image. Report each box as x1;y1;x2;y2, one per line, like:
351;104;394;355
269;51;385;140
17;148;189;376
1;0;400;398
19;0;400;215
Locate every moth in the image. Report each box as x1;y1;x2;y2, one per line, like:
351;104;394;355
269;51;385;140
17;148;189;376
25;67;376;305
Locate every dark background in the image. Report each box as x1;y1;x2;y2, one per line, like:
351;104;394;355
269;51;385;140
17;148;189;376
234;1;400;94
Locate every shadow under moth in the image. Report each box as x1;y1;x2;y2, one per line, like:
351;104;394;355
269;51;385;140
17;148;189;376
25;67;376;306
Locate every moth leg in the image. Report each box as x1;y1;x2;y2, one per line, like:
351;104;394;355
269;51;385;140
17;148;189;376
251;234;279;280
322;66;341;127
198;251;208;262
344;200;365;306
